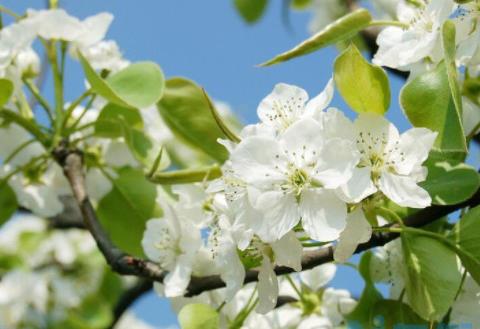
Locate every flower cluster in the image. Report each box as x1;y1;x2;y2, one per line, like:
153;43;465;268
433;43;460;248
142;80;437;319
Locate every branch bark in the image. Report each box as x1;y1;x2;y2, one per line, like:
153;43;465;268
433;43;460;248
55;146;480;300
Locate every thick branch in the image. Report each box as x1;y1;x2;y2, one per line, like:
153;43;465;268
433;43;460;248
55;147;480;299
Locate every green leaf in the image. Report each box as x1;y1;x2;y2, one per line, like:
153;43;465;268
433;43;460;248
259;9;372;66
400;62;467;155
234;0;268;24
420;161;479;205
401;234;462;321
346;252;383;328
148;165;222;185
157;78;229;162
0;79;14;108
453;205;480;286
96;167;162;256
334;44;390;114
371;300;427;329
0;182;17;225
80;53;165;109
94;103;144;138
178;303;219;329
291;0;312;9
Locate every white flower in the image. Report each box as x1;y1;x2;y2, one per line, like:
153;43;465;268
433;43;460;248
450;274;480;328
79;40;129;72
299;263;337;292
373;0;455;70
257;80;334;134
142;203;202;297
25;9;84;41
114;312;156;329
334;208;372;263
0;20;36;71
230;118;359;242
338;114;436;208
321;288;357;325
0;123;44;166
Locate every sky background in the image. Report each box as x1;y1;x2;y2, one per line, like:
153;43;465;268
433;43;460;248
0;0;449;327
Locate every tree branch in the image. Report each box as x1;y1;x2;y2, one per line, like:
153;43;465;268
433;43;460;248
54;146;480;300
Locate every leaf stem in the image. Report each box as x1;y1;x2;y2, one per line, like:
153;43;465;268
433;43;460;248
48;41;64;146
61;89;92;132
23;78;54;124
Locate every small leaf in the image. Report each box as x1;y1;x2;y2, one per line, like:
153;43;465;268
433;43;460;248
452;205;480;286
401;233;462;321
97;168;162;256
334;44;390;114
80;53;165;109
0;79;14;108
259;9;372;66
148;165;222;185
400;62;467;155
234;0;268;24
157;78;229;162
420;161;479;205
0;182;17;225
178;303;219;329
94;103;144;138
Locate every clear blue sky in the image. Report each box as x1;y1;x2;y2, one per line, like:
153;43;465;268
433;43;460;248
1;0;446;327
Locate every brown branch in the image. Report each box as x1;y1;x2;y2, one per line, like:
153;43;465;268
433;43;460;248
54;146;480;300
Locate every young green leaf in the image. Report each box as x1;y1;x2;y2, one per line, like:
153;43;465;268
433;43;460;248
148;165;222;185
401;234;462;321
94;103;144;138
0;79;14;108
157;78;230;162
0;182;17;225
334;44;390;114
79;53;165;109
96;167;162;257
259;9;372;66
420;161;479;205
452;205;480;286
442;20;463;118
400;62;467;155
178;303;219;329
234;0;268;24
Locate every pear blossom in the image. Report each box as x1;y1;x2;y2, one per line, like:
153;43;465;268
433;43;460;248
142;202;202;297
373;0;456;70
114;312;156;329
338;114;437;208
229;118;359;242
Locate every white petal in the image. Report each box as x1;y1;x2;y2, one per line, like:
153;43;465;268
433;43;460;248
254;191;300;243
217;239;246;301
393;128;437;175
230;136;286;187
163;255;193;297
256;256;279;314
279;118;324;158
299;263;336;291
334;208;372;263
297;315;332;329
354;114;400;154
300;189;347;242
313;138;359;189
316;107;355;140
26;9;84;41
271;231;303;272
77;13;113;47
304;77;334;115
379;172;431;208
336;167;377;203
257;83;308;131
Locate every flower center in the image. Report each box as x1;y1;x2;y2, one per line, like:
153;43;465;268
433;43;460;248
154;227;181;269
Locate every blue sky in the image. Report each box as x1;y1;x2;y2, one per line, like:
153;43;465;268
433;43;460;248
1;0;433;327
